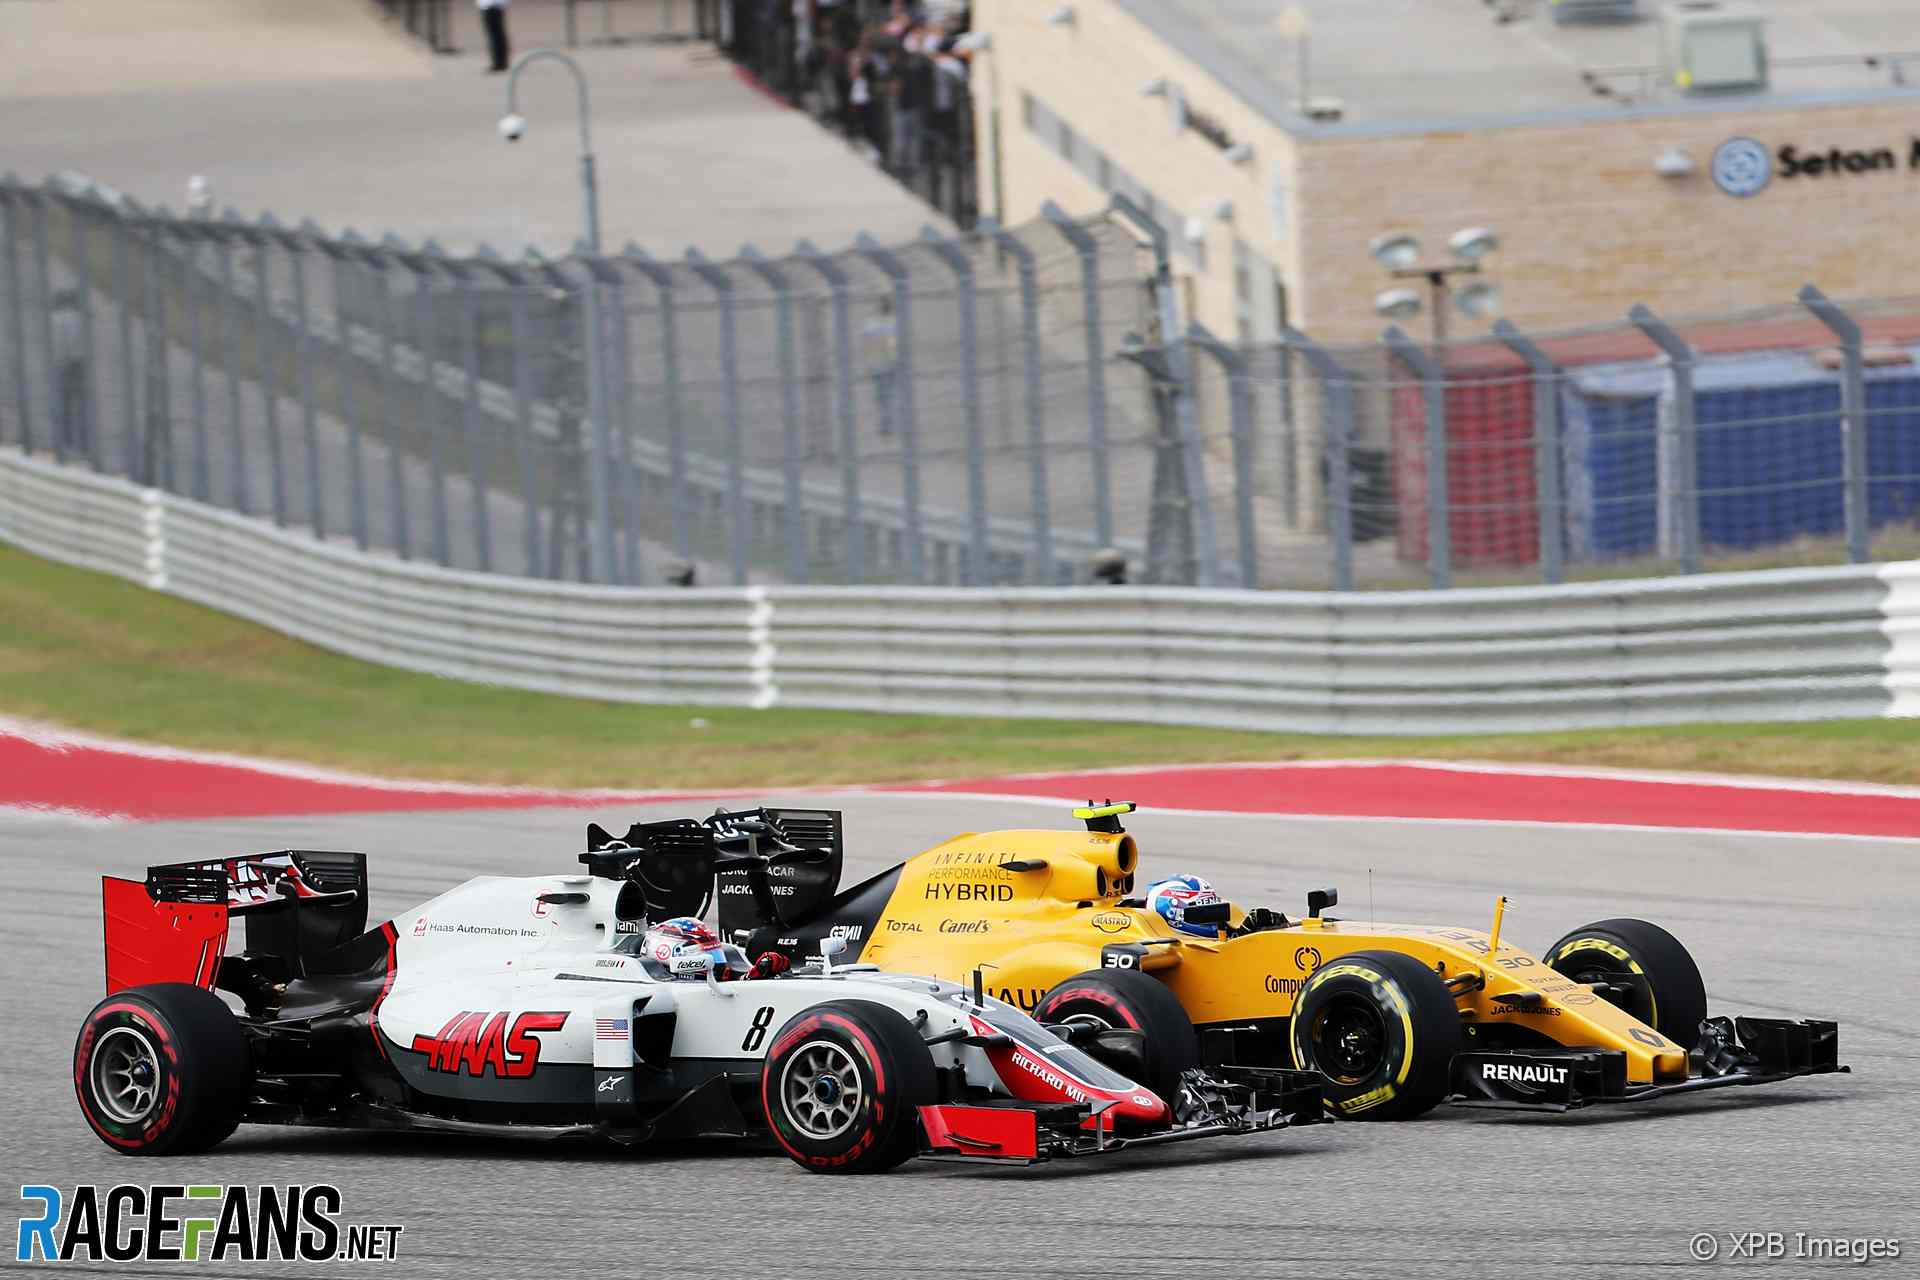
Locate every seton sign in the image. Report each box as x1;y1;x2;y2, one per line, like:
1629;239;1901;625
1713;135;1920;197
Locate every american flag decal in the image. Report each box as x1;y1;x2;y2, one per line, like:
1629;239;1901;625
596;1018;629;1040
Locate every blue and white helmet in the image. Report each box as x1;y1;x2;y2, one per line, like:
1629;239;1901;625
641;916;729;978
1144;875;1224;937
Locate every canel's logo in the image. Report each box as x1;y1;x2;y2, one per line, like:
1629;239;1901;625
1711;137;1772;197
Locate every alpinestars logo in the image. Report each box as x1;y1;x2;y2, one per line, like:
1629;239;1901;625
16;1184;403;1263
1481;1062;1569;1085
408;1011;568;1076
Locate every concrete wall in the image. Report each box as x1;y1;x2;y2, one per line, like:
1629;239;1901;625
7;448;1913;735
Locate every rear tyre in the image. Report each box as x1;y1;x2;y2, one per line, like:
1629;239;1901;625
761;999;937;1174
1033;968;1198;1104
1288;949;1460;1121
74;983;251;1156
1545;918;1707;1047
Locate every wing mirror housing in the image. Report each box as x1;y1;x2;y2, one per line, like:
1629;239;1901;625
1307;887;1338;918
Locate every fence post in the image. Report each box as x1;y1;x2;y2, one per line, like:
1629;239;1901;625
796;239;864;583
376;235;415;559
405;244;453;566
687;249;750;586
1187;324;1259;588
1799;285;1870;565
855;234;925;584
1281;326;1355;591
440;251;494;574
29;189;58;464
286;220;329;537
741;245;808;582
1628;303;1701;575
477;248;544;577
1491;319;1565;585
329;231;372;552
1383;326;1451;589
237;220;283;524
1040;201;1114;551
141;204;176;492
569;257;618;583
981;219;1051;584
621;249;691;565
919;228;992;584
0;179;26;453
180;220;210;499
68;192;102;470
1108;192;1217;588
211;217;247;513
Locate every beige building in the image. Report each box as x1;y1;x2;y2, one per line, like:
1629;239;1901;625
969;0;1920;346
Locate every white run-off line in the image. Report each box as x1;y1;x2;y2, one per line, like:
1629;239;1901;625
2;447;1916;736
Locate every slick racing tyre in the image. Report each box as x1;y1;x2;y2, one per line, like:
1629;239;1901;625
1288;949;1459;1121
761;999;937;1174
74;983;251;1156
1033;968;1198;1104
1546;918;1707;1047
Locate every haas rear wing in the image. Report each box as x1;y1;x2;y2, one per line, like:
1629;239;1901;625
102;851;368;993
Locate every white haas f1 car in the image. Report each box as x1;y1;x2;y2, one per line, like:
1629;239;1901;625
75;810;1322;1173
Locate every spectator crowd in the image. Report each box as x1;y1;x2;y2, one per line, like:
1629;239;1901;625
726;1;979;225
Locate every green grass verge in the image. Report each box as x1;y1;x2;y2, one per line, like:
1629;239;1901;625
1;545;1914;788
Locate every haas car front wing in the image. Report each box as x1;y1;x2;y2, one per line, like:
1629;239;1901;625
917;1066;1323;1165
1453;1016;1847;1112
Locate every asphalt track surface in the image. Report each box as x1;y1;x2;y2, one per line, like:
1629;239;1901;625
5;795;1916;1279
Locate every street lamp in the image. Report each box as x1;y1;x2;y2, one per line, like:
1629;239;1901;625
500;48;602;254
1369;226;1501;347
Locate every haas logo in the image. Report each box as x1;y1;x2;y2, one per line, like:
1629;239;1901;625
409;1011;568;1077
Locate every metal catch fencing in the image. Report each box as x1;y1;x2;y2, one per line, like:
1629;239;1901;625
2;172;1917;592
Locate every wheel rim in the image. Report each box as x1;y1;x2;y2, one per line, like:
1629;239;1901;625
1309;995;1387;1086
91;1027;161;1125
778;1040;863;1140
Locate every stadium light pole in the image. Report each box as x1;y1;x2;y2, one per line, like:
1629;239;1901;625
499;49;602;255
1370;227;1501;349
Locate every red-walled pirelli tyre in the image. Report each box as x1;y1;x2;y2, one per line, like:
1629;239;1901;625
761;1000;937;1174
1545;918;1708;1048
74;983;251;1156
1288;950;1460;1121
1033;968;1198;1104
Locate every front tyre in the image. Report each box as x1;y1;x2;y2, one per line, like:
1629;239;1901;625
1545;917;1707;1046
1033;968;1198;1104
761;999;937;1174
74;983;251;1156
1288;949;1460;1121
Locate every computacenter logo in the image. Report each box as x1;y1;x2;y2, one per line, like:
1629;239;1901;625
16;1183;404;1263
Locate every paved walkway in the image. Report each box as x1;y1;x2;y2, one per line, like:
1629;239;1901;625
0;0;944;257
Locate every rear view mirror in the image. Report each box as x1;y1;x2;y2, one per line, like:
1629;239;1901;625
818;935;849;959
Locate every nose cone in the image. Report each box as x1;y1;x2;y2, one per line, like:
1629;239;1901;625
1092;1087;1169;1131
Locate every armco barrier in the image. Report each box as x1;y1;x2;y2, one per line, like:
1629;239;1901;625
2;449;1911;734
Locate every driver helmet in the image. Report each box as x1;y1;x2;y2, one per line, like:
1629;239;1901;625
1144;875;1224;937
642;917;728;978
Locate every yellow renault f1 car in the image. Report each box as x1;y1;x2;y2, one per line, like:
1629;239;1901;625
613;804;1847;1120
